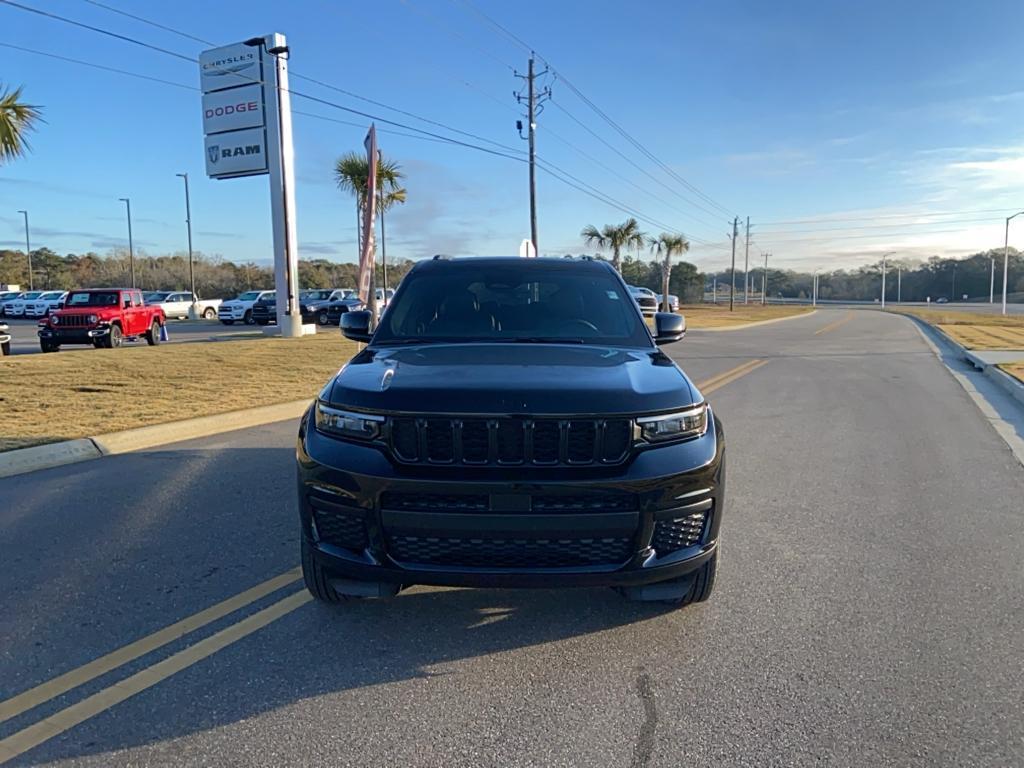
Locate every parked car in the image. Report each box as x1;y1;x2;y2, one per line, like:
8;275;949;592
935;297;949;304
3;290;43;318
38;288;165;351
218;290;273;325
655;293;680;312
320;291;366;326
26;291;67;318
254;289;361;326
0;320;10;356
628;285;658;316
0;291;23;316
145;291;222;320
297;257;720;608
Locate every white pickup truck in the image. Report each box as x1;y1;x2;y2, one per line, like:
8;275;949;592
146;291;222;320
27;291;68;318
218;290;273;325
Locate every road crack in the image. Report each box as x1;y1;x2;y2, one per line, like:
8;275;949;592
630;670;657;768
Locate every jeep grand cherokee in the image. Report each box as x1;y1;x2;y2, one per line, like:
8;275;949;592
297;257;724;607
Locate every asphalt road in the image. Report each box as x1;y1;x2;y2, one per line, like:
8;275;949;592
1;318;268;356
3;309;1023;766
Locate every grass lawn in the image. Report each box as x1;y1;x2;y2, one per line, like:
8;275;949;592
1000;362;1024;385
675;304;814;328
887;307;1024;350
0;334;358;451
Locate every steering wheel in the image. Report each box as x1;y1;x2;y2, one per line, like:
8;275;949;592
554;318;600;335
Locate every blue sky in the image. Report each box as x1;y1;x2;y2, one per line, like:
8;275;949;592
3;0;1024;272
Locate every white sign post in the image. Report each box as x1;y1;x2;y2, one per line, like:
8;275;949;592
199;35;303;338
519;238;537;258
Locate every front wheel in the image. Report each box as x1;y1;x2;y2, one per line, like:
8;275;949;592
40;341;59;353
104;324;123;348
662;550;718;607
1;340;10;356
220;319;234;326
301;539;357;604
145;320;161;346
243;310;254;325
318;311;330;326
202;307;216;319
256;319;269;326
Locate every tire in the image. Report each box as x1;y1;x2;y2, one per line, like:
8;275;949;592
243;310;254;325
661;549;718;607
221;319;234;326
256;319;269;326
1;340;9;356
318;311;329;326
202;307;216;320
93;339;104;349
104;324;123;349
145;320;160;346
301;539;356;604
40;341;59;353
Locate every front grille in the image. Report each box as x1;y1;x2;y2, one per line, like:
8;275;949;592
386;534;633;568
56;315;92;328
652;510;708;554
389;417;633;466
310;502;368;552
531;493;635;512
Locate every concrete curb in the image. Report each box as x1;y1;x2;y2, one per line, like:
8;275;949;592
899;313;1024;409
1;399;311;479
689;309;818;333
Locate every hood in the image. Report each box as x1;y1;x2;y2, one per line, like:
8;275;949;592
327;343;696;415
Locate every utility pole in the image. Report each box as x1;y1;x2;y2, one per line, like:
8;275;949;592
897;266;902;304
729;216;738;311
712;275;717;304
951;261;956;301
16;210;32;290
515;55;550;255
176;173;196;310
812;270;818;307
1003;211;1024;315
743;216;751;304
119;197;135;289
762;252;768;305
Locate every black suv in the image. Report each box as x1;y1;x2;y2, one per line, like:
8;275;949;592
297;257;724;607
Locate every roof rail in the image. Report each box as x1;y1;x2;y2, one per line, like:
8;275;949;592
432;254;449;260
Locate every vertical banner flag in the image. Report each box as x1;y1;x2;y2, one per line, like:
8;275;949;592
357;124;379;307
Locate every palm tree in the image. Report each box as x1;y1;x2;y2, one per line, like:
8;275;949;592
580;218;645;272
649;232;690;312
0;84;43;164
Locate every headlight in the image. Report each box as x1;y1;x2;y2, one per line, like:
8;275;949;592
87;314;99;324
637;404;708;443
50;314;60;325
314;402;384;441
305;305;317;312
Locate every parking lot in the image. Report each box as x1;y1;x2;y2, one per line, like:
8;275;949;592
3;308;1023;766
1;317;273;356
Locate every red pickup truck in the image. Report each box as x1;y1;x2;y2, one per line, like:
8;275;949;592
38;288;165;352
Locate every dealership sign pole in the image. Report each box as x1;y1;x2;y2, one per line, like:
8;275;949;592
199;35;303;337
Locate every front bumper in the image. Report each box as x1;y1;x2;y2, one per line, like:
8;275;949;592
38;325;110;344
297;406;725;589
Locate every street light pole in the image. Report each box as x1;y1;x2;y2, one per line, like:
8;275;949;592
880;252;895;309
990;256;996;304
762;252;768;305
176;174;196;307
812;269;818;307
377;149;389;293
729;217;738;311
16;210;32;290
119;197;135;289
1002;211;1024;316
897;266;902;304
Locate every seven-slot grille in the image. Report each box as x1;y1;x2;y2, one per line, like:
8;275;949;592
389;416;633;466
55;314;93;328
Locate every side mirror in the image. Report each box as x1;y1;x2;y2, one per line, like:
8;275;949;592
340;310;373;342
653;312;685;345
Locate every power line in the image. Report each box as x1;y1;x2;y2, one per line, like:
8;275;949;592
757;207;1024;227
398;0;516;72
78;0;214;45
754;215;1006;237
755;225;1000;246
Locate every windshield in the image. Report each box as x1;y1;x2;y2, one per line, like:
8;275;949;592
65;291;119;307
39;292;63;299
236;291;261;301
145;292;169;302
21;292;43;300
375;262;649;346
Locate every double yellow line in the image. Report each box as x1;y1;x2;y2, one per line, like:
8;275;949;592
697;358;767;395
0;358;769;763
814;312;854;335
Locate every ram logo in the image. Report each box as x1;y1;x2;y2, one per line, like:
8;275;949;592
208;145;220;164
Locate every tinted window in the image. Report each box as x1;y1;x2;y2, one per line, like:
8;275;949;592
237;291;261;301
375;263;649;346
